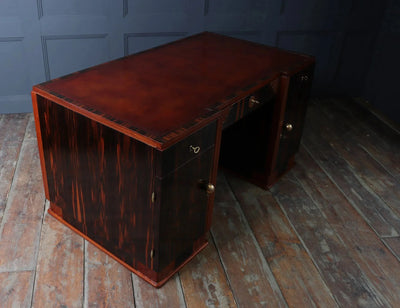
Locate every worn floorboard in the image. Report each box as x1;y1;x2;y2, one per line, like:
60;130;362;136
85;241;136;308
271;174;388;307
294;147;400;305
0;271;35;307
132;274;186;308
320;98;400;181
303;104;400;237
312;101;400;217
1;98;400;307
227;174;338;307
32;211;84;307
0;113;30;223
0;115;45;272
211;173;287;307
179;237;237;307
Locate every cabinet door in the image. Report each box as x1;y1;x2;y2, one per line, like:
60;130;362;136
157;147;214;272
275;68;313;174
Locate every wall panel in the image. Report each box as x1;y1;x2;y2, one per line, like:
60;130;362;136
0;0;389;115
40;0;107;17
124;32;187;56
334;32;375;95
277;31;339;92
0;0;19;16
42;35;109;80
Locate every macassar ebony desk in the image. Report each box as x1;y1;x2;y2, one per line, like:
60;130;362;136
32;32;314;287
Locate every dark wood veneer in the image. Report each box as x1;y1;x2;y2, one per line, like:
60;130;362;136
36;96;156;270
32;32;315;287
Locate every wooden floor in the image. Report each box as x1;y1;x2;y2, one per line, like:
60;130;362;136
1;98;400;307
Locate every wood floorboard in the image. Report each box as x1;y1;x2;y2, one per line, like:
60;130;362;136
1;97;400;307
382;237;400;261
85;241;136;307
211;173;287;307
132;273;186;307
0;113;30;223
271;173;389;307
179;236;237;307
227;174;338;307
302;104;400;237
0;115;45;272
319;98;400;181
294;147;400;305
314;101;400;210
32;211;84;307
0;271;35;307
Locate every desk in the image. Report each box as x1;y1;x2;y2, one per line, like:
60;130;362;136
32;32;314;287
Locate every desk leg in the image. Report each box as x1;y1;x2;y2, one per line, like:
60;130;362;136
205;117;224;232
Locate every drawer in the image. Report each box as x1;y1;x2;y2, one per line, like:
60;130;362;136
274;68;313;175
222;101;240;129
157;121;217;178
241;78;279;120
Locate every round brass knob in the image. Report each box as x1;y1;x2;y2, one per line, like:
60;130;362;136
286;123;293;132
206;184;215;194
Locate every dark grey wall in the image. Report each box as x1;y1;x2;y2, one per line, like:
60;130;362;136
0;0;395;122
365;0;400;123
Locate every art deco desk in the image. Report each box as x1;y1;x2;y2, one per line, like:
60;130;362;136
32;32;314;287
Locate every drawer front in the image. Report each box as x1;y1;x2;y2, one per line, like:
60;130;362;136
241;78;279;120
158;121;217;177
222;101;240;129
222;78;278;130
275;68;313;174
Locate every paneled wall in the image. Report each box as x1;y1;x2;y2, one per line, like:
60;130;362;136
0;0;387;114
365;0;400;123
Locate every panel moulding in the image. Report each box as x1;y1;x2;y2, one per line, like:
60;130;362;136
204;0;210;16
0;37;24;42
275;30;338;47
123;32;187;57
41;34;108;81
280;0;286;15
123;0;128;17
215;30;262;36
37;0;43;19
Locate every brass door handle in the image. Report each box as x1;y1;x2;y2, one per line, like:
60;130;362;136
285;123;293;132
198;180;215;194
206;184;215;194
